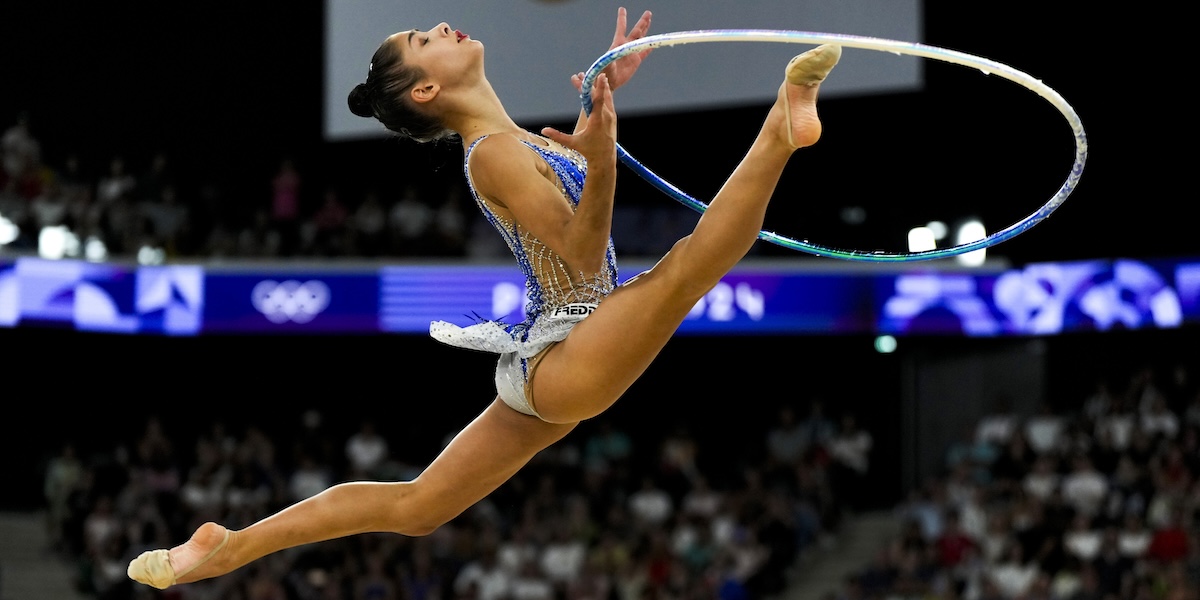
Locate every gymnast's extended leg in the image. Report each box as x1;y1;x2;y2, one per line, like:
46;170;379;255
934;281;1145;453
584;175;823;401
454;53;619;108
531;45;842;424
127;45;841;590
128;401;576;588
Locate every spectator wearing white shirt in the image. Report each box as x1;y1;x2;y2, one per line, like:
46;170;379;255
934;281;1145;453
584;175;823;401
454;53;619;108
454;545;511;600
1140;396;1180;441
1117;512;1153;559
987;543;1040;599
1062;514;1103;561
538;527;587;585
1060;455;1109;517
1022;455;1061;502
627;476;673;528
345;420;389;479
1024;403;1066;455
829;414;873;510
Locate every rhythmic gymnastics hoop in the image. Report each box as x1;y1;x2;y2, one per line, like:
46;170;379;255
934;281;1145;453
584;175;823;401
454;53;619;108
580;30;1088;262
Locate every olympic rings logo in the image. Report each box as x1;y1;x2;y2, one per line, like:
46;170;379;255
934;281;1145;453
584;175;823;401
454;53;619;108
251;280;331;324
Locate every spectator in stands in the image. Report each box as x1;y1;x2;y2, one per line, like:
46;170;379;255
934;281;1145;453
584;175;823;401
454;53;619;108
345;419;391;481
1147;506;1192;565
987;543;1039;599
43;442;84;553
1117;511;1153;559
1024;402;1066;456
428;182;468;256
828;413;873;511
628;476;674;530
538;524;587;590
95;156;136;205
142;184;190;256
1061;454;1109;518
309;187;349;256
387;183;434;255
351;188;388;256
454;543;510;600
934;509;978;571
582;419;633;478
976;395;1020;448
1142;395;1182;442
1091;528;1133;597
796;399;837;462
287;452;332;503
29;177;68;230
2;111;40;185
137;151;175;205
766;404;808;466
1022;455;1060;503
1062;514;1103;563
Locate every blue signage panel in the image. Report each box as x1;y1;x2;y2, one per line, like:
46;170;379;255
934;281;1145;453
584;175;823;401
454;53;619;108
2;256;1198;337
203;273;379;334
876;259;1198;336
0;258;202;334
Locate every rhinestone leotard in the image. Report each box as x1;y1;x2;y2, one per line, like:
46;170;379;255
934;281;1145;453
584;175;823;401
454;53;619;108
429;133;618;360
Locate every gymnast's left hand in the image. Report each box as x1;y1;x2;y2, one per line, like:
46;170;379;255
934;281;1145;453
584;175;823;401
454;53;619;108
572;7;653;93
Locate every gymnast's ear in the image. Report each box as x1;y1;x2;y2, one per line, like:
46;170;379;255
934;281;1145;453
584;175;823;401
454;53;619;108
410;82;440;104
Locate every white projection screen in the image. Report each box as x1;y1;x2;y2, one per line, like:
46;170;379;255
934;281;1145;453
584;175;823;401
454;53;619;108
325;0;922;142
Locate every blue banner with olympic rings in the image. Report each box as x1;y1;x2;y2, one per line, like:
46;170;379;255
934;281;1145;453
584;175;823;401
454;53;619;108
2;256;1199;337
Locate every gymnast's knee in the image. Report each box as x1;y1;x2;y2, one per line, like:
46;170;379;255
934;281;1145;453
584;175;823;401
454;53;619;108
387;481;461;537
652;235;721;299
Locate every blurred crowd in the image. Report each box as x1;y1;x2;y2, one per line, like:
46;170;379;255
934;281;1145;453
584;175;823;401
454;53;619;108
40;393;874;600
827;363;1200;600
0;112;700;264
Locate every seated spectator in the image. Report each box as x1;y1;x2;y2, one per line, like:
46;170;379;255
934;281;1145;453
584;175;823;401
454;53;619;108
1142;395;1181;441
1117;512;1153;559
1063;514;1103;562
987;543;1039;599
1061;454;1109;517
1147;506;1191;565
1022;455;1061;502
1025;402;1066;455
628;476;673;529
766;404;808;465
539;525;587;587
454;544;511;600
1091;529;1134;597
934;509;978;571
975;398;1019;448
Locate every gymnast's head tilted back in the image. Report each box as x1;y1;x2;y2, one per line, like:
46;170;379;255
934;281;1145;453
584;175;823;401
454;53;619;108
347;25;474;143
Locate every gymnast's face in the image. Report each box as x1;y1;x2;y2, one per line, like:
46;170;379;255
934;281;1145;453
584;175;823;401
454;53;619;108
391;22;483;92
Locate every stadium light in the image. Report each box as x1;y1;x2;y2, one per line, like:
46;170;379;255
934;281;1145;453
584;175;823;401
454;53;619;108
0;212;18;245
39;226;79;259
907;226;936;253
955;219;987;267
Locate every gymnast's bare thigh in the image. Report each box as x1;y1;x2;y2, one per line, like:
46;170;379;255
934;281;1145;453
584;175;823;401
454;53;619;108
529;261;704;424
415;399;577;514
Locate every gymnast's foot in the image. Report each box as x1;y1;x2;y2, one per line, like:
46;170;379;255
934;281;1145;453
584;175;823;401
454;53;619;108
128;522;232;589
772;44;842;149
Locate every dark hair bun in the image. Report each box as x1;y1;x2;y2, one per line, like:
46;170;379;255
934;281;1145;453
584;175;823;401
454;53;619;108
347;83;375;118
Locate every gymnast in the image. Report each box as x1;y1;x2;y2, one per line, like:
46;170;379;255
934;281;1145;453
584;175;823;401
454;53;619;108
128;7;842;589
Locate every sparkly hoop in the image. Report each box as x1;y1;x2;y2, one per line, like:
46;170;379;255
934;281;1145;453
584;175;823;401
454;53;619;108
581;30;1087;262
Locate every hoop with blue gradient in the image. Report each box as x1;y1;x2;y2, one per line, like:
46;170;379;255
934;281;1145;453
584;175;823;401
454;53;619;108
580;30;1088;262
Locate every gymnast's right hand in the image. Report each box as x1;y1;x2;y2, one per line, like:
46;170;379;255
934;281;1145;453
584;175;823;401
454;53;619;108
544;73;617;165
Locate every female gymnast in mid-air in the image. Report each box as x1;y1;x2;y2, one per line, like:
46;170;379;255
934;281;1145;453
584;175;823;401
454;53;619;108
129;7;841;589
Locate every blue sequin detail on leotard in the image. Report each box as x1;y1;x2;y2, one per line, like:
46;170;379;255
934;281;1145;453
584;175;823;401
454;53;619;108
428;134;618;358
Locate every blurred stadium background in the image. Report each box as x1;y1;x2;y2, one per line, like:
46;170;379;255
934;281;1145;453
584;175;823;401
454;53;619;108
1;1;1196;599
